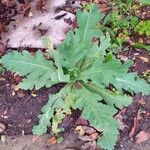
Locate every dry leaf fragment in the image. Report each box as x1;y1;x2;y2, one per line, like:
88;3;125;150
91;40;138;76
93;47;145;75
129;110;142;137
138;98;145;105
78;135;93;142
14;85;20;91
0;78;5;81
31;92;37;97
32;135;40;142
1;135;6;143
82;126;96;135
75;126;85;135
0;123;5;133
90;132;99;140
139;56;149;63
12;91;15;96
136;131;150;144
47;136;57;145
17;91;25;98
28;12;33;17
76;117;88;126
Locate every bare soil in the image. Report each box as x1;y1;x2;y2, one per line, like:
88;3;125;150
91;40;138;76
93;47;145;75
0;0;150;150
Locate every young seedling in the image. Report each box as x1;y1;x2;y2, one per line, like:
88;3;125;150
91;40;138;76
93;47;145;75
1;4;150;150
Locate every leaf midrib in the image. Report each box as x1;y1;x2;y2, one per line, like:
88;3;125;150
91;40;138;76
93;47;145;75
82;13;90;42
7;60;50;70
115;77;144;90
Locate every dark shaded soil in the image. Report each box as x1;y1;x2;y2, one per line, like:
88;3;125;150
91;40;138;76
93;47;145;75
0;75;65;136
0;47;149;150
115;48;150;150
115;94;150;150
0;0;150;150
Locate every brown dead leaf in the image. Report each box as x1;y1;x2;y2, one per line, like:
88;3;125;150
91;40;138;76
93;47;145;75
0;78;5;81
17;91;25;98
12;91;16;96
28;12;33;17
139;56;149;63
14;85;20;91
129;109;142;137
31;92;37;97
32;135;40;142
90;132;99;140
0;42;5;56
81;141;97;150
136;131;150;144
1;135;6;143
0;122;6;133
139;38;144;43
146;112;150;117
1;0;16;7
75;126;85;135
76;117;88;126
115;109;128;131
82;126;96;135
78;135;93;142
138;98;146;105
47;136;57;145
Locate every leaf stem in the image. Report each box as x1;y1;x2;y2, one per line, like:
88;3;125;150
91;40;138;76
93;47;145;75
81;81;107;97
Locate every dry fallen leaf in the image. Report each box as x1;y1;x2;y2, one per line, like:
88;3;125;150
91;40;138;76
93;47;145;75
76;117;88;126
75;126;85;135
90;132;99;140
78;135;93;142
14;85;20;91
0;78;5;81
32;135;40;142
0;122;5;133
115;109;128;131
129;109;143;137
138;98;146;105
31;92;37;97
28;12;33;17
47;136;57;145
17;91;25;98
82;126;96;135
136;131;150;144
139;56;149;63
12;91;16;96
1;135;6;143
